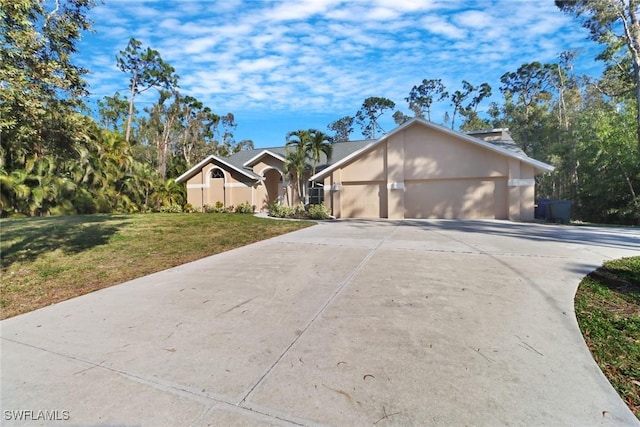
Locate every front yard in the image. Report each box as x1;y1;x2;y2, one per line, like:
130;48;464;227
575;256;640;419
0;213;312;319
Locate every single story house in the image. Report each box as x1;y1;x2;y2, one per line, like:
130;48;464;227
175;118;554;220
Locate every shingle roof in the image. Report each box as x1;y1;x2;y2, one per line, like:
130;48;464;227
177;120;552;184
309;118;554;181
465;128;526;156
487;140;526;156
224;139;372;174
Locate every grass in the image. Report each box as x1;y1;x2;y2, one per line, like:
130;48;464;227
0;213;312;319
575;256;640;419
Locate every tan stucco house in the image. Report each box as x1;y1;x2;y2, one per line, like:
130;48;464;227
175;118;554;220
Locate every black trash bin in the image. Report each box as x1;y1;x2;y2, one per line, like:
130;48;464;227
535;199;552;220
548;200;572;224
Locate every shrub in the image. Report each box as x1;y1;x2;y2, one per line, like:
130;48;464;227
204;201;228;213
267;202;286;218
268;203;308;219
308;203;332;220
159;203;183;213
183;203;195;213
268;202;293;218
235;201;254;214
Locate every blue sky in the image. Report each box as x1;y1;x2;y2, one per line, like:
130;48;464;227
76;0;601;148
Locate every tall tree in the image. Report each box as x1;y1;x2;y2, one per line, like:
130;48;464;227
327;116;354;142
573;95;639;223
355;97;396;139
97;92;131;133
449;81;475;130
406;78;448;121
235;139;255;151
174;95;219;168
556;0;640;147
0;0;95;170
392;110;412;125
499;62;555;157
284;130;312;202
116;37;178;142
459;82;492;131
306;129;333;176
137;90;181;179
285;129;312;153
216;113;238;156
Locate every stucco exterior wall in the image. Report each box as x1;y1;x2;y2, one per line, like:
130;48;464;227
323;123;537;220
185;161;254;210
517;164;535;221
252;158;283;176
340;145;386;182
181;121;547;220
228;185;253;208
403;125;508;180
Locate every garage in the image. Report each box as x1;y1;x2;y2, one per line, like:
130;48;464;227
404;178;508;219
340;183;387;218
311;119;554;221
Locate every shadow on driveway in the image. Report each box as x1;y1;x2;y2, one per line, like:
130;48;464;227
389;219;639;251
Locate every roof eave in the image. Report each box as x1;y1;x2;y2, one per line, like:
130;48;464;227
309;118;555;180
242;149;286;167
175;155;260;183
175;155;216;183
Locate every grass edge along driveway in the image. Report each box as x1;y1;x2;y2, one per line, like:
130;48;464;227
0;213;312;320
575;256;640;420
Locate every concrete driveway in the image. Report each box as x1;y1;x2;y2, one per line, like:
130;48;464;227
2;219;639;426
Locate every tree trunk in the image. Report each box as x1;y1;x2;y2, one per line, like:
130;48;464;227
622;1;640;148
125;81;136;143
634;59;640;148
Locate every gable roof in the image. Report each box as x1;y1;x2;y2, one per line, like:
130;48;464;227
175;154;262;183
309;118;554;182
176;118;554;185
175;140;370;184
242;150;286;167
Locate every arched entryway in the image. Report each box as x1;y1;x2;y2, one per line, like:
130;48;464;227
262;168;284;209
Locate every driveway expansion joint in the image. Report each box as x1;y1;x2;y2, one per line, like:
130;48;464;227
238;223;401;406
3;220;638;426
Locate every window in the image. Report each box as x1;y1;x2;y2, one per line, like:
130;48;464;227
308;182;324;205
210;169;224;179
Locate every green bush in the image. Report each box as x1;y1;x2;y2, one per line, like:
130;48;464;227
159;203;183;213
268;203;331;219
268;202;295;218
183;203;196;213
308;203;332;219
235;201;254;214
204;201;228;213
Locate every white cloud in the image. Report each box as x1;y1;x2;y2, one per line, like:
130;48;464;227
263;0;340;22
421;16;467;39
182;36;218;54
455;10;492;29
236;57;286;73
366;7;401;20
78;0;603;144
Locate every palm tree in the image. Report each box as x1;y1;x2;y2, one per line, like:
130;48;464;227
285;129;312;154
285;130;312;203
284;147;307;203
306;129;333;176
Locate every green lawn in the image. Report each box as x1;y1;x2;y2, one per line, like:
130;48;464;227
0;213;312;319
575;256;640;419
